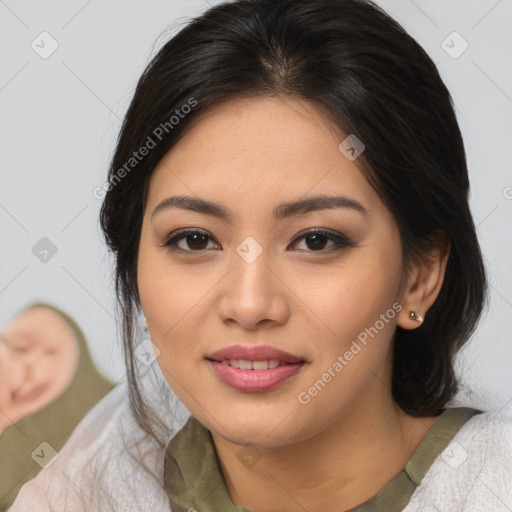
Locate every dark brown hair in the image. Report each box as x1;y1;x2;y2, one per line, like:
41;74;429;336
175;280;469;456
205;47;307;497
100;0;487;435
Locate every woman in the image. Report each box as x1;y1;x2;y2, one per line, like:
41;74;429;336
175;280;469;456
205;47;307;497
11;0;512;510
0;303;113;510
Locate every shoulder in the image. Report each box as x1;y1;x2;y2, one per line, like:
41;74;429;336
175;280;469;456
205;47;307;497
10;383;171;512
456;406;512;446
405;407;512;511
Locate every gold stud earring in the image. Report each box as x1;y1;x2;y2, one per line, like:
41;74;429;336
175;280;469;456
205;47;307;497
409;311;424;323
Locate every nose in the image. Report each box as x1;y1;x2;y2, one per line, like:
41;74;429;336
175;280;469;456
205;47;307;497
217;246;290;330
10;349;46;401
0;340;25;395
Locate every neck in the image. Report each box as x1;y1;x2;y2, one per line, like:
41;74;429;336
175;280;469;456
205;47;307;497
211;387;438;512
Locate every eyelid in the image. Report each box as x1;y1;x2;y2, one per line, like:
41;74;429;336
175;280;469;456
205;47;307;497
289;227;352;247
161;227;355;254
160;228;220;254
0;335;24;352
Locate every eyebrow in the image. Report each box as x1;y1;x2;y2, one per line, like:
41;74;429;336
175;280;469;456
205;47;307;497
0;333;28;350
151;194;369;221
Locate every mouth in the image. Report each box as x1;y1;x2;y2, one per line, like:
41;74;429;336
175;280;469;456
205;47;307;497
205;344;306;392
13;383;47;402
206;344;306;365
206;358;300;370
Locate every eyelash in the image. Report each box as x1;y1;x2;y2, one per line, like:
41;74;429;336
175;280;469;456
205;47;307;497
161;228;355;255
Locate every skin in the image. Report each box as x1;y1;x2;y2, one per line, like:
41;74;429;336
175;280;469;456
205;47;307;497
0;307;79;433
137;96;450;511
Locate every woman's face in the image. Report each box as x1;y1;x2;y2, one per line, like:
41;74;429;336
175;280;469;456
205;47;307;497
138;96;411;447
0;307;79;431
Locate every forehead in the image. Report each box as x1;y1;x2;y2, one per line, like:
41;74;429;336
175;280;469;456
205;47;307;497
147;96;380;215
1;308;73;350
181;95;343;146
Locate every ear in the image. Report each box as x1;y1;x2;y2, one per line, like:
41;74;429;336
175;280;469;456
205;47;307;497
397;230;450;330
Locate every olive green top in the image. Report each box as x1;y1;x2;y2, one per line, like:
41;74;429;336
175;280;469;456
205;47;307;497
0;303;115;511
164;407;481;512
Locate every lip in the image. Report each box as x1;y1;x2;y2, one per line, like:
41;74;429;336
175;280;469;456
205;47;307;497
13;384;47;402
206;344;306;392
207;344;305;364
208;360;305;392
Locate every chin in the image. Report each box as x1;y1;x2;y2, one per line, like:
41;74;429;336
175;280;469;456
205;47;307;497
204;405;306;446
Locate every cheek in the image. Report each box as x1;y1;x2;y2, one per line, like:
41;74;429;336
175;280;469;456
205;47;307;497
137;257;214;405
313;253;401;331
0;353;17;403
303;255;402;388
137;241;208;359
50;346;78;385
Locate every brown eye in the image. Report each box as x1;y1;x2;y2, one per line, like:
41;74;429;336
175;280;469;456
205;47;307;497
289;229;355;253
162;228;354;254
163;229;219;253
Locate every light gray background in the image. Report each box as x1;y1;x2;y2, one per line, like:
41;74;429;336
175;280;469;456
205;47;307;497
1;0;511;407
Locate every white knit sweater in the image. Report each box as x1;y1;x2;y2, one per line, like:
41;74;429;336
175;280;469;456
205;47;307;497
9;367;512;512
